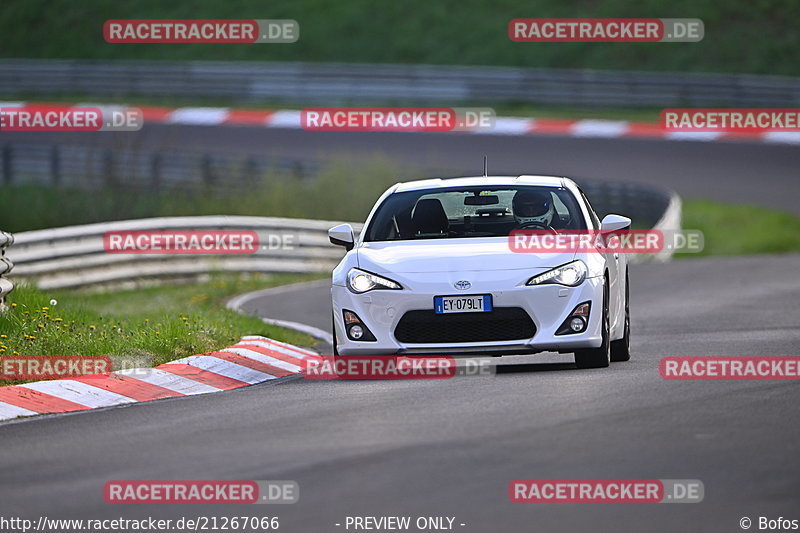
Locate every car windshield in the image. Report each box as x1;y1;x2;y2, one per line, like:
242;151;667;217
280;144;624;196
364;185;586;241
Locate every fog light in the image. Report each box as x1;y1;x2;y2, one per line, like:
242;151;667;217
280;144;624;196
349;324;364;339
555;301;592;336
569;317;586;332
341;309;377;342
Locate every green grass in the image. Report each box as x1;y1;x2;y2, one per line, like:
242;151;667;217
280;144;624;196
0;273;322;384
681;200;800;256
0;0;798;76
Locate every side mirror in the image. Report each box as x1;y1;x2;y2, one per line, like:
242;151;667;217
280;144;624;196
328;224;355;251
600;214;632;232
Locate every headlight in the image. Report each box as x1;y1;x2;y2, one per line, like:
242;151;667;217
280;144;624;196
347;268;402;293
526;260;587;287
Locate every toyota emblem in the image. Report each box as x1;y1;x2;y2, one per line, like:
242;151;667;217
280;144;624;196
454;280;471;290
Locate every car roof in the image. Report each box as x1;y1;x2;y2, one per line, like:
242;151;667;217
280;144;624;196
393;175;568;192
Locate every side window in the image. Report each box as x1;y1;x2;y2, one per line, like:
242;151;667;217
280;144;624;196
579;190;601;229
551;192;569;218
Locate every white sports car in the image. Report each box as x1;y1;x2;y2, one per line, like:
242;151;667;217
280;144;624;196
328;175;631;368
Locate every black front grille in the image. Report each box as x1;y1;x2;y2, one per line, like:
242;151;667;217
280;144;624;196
394;307;536;344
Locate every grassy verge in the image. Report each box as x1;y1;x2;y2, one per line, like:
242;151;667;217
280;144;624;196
1;0;798;76
681;200;800;257
0;273;323;385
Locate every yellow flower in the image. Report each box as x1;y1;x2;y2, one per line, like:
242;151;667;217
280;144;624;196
89;325;96;330
10;303;16;307
37;323;45;329
0;334;6;338
53;318;63;322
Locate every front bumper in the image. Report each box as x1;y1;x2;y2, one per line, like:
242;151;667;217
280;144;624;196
332;271;604;356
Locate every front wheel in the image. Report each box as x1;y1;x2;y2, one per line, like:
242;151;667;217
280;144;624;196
331;315;339;356
611;271;631;362
574;279;610;369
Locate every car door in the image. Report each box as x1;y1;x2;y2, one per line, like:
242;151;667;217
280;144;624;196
579;189;622;336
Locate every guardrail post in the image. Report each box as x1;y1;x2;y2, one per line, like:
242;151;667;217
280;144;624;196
0;230;14;311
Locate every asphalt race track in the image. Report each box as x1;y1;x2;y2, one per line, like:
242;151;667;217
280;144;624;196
1;128;799;532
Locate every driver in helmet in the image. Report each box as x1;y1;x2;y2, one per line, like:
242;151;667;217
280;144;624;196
512;190;555;227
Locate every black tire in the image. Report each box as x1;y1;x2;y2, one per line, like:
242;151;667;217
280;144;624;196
574;278;610;369
611;271;631;362
332;315;339;356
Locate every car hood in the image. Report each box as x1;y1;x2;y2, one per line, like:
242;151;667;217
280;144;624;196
356;238;576;274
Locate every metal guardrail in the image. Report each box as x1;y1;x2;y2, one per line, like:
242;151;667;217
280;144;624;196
0;143;319;190
1;59;799;108
8;216;360;290
0;230;14;309
5;182;680;291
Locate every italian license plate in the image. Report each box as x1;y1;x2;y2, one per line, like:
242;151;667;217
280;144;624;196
434;294;493;314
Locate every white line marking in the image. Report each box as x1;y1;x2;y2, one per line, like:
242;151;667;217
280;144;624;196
19;380;138;408
223;348;302;373
236;339;320;360
571;120;630;138
114;368;221;395
482;117;533;135
762;131;800;144
168;355;276;384
266;110;302;128
0;401;39;420
167;107;230;125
